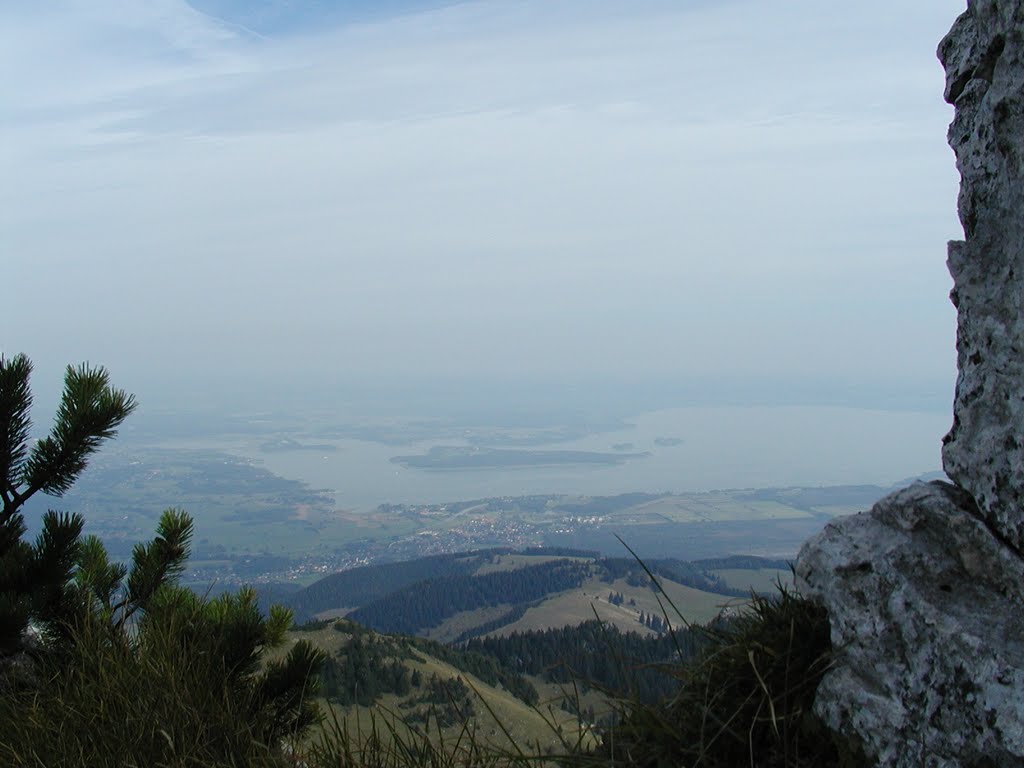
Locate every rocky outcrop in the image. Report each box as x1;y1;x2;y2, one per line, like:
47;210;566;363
940;1;1024;553
795;2;1024;765
797;482;1024;765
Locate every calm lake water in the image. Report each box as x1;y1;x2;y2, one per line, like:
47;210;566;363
182;405;949;511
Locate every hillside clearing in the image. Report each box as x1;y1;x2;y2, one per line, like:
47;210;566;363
490;576;740;637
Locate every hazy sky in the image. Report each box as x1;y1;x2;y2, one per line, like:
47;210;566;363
3;0;966;415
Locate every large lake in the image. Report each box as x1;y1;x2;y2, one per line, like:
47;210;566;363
171;405;949;511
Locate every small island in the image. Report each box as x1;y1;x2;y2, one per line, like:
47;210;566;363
654;436;684;447
259;438;338;453
390;446;650;470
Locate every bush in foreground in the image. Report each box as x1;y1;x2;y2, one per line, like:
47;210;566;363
601;586;860;768
0;355;323;767
0;509;324;767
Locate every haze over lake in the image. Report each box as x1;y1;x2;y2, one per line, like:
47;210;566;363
148;405;947;510
6;0;962;545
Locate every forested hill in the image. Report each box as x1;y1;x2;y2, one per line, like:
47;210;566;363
466;619;707;705
302;616;710;720
282;550;792;638
285;551;489;618
283;546;597;619
346;559;592;635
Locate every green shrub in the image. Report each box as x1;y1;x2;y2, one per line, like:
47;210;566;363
0;517;324;766
1;355;136;658
0;355;324;766
601;586;859;768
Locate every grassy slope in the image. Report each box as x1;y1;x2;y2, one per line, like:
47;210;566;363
277;624;591;755
354;550;749;642
296;551;776;645
421;604;515;643
490;575;738;637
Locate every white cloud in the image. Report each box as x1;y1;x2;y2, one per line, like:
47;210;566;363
2;0;965;405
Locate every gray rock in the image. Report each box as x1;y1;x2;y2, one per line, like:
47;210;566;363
797;481;1024;766
939;0;1024;552
795;5;1024;763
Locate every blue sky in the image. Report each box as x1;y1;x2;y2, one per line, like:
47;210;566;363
2;0;966;414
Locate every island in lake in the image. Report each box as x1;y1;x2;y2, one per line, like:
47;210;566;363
654;436;684;447
390;446;650;470
259;438;338;453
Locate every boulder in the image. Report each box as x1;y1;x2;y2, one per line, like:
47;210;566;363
797;481;1024;766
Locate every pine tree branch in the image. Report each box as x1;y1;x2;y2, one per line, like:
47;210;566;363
1;490;25;528
113;509;193;630
0;353;33;495
21;363;136;500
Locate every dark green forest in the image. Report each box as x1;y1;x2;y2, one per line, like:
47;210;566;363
286;551;784;632
303;619;540;708
346;560;592;634
286;551;490;618
467;620;704;704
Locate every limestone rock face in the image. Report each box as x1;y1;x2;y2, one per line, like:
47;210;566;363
939;0;1024;551
797;482;1024;766
795;4;1024;763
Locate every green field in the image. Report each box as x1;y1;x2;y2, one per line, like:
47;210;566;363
623;495;814;524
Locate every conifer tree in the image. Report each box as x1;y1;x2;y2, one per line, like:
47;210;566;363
0;354;136;656
0;354;325;758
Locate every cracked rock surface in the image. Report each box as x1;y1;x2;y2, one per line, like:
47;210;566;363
941;0;1024;551
795;3;1024;765
798;482;1024;766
